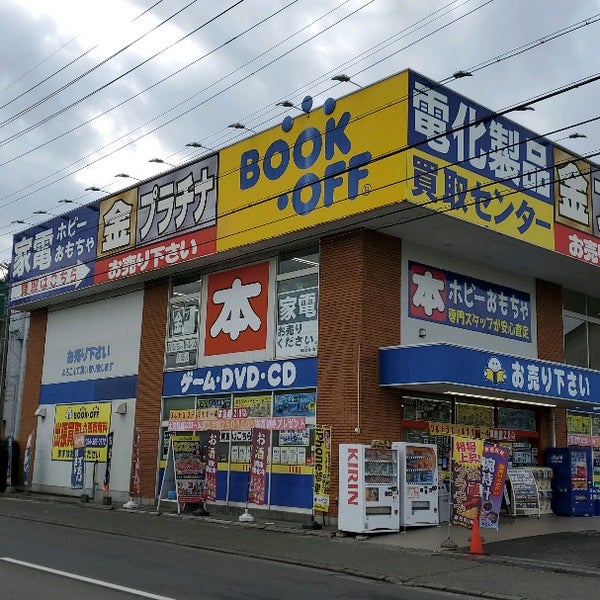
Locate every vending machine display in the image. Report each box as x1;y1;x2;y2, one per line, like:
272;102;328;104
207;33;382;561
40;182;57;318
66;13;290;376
338;444;400;533
545;446;594;516
393;442;439;526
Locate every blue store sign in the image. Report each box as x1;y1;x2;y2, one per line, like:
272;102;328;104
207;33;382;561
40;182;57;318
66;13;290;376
163;357;317;397
380;343;600;405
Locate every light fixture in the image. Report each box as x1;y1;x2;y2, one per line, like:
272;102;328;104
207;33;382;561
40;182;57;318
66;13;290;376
569;133;587;139
444;390;556;408
276;100;303;112
59;199;83;206
10;219;31;226
185;141;212;150
33;210;50;215
418;327;427;338
114;402;128;415
514;105;535;112
115;173;142;181
148;158;175;167
331;74;362;88
228;122;256;134
453;70;473;79
34;406;47;419
85;186;110;193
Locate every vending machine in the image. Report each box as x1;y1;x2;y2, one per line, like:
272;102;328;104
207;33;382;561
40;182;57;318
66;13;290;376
338;444;400;533
392;442;439;526
545;446;594;516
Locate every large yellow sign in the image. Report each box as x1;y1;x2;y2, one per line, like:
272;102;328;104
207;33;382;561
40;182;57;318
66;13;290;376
218;71;410;250
52;402;112;462
406;149;554;249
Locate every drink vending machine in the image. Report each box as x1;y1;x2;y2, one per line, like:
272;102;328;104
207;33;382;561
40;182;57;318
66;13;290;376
338;444;400;533
392;442;439;526
545;446;594;516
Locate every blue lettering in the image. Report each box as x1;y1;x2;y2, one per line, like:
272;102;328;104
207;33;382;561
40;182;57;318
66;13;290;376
240;148;260;190
293;127;322;170
325;112;351;159
264;140;289;180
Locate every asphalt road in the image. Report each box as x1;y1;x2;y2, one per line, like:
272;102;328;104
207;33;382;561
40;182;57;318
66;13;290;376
3;496;600;599
0;516;478;600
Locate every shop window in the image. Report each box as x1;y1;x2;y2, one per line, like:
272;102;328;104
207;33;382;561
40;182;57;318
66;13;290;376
498;407;536;431
567;412;591;435
402;396;450;422
165;276;202;370
455;403;494;427
563;289;600;369
276;247;319;358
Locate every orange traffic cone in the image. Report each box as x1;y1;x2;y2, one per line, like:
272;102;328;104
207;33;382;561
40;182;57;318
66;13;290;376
469;514;487;555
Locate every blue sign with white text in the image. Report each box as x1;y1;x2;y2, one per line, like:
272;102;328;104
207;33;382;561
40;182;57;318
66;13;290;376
408;71;553;205
10;203;100;306
380;343;599;404
163;358;317;397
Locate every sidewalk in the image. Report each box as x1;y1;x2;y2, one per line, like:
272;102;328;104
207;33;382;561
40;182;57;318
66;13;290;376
2;491;600;599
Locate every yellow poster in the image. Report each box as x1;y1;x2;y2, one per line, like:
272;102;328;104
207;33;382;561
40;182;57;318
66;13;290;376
313;425;332;512
218;71;409;251
52;402;112;462
233;394;271;417
406;148;554;250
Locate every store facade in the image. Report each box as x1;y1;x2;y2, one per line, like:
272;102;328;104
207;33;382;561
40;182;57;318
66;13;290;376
8;68;600;518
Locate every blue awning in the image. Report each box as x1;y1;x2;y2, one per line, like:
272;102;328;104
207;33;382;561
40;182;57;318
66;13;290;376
379;343;600;408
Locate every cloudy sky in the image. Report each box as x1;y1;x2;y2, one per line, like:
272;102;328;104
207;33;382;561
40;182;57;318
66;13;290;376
2;0;600;266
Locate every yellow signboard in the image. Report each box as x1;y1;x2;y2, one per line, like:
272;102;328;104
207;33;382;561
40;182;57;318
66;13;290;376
406;148;554;249
218;71;410;251
52;402;112;462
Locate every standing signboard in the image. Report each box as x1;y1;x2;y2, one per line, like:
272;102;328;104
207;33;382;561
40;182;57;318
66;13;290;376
451;436;483;529
507;468;540;517
480;444;510;529
204;430;219;502
248;428;270;505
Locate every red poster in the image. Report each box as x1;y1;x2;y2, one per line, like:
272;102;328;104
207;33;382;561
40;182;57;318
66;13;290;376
204;430;219;502
204;262;269;355
248;428;270;505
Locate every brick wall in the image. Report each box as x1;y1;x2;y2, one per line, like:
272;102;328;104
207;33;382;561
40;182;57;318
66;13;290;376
318;230;402;515
16;309;47;483
136;279;169;498
536;279;566;449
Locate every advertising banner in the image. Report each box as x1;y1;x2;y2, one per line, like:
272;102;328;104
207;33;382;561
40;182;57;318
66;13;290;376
451;436;483;529
248;428;270;505
130;427;141;497
204;430;219;502
52;402;111;461
173;435;205;504
103;431;114;494
313;425;332;512
70;433;86;490
480;443;509;529
23;431;36;489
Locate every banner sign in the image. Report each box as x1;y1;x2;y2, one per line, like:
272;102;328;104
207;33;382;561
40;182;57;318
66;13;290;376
168;416;306;432
103;431;114;494
409;261;532;342
480;443;510;529
173;436;205;504
70;433;86;490
248;428;270;505
23;431;35;489
487;428;517;442
204;430;219;502
130;427;141;496
568;433;600;447
313;425;332;512
451;436;483;529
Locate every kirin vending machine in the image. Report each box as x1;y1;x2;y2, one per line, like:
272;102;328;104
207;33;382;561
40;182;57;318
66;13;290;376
545;446;594;516
392;442;439;526
338;444;400;533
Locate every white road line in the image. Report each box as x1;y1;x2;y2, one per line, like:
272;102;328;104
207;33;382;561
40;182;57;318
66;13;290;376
1;557;177;600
